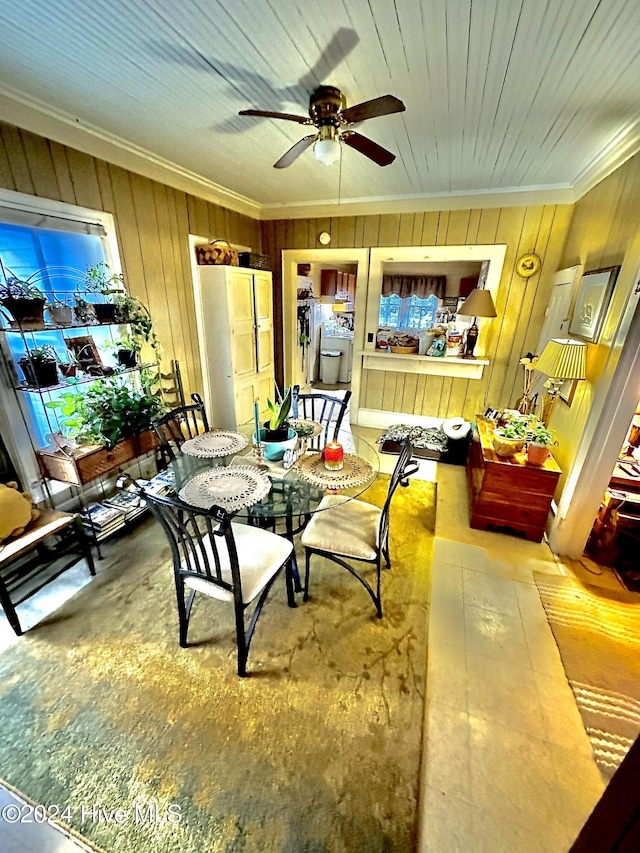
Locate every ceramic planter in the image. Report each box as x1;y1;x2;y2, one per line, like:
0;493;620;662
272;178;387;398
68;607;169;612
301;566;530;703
48;304;73;326
93;303;118;324
262;421;291;443
527;442;550;466
1;297;46;330
19;357;59;388
491;429;525;458
258;427;297;461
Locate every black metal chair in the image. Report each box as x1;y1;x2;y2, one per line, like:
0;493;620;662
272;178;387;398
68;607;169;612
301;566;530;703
291;385;351;448
140;489;295;677
152;393;209;465
301;439;419;618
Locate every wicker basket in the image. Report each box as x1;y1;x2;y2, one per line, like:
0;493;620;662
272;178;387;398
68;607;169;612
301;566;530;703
196;241;239;266
389;345;419;354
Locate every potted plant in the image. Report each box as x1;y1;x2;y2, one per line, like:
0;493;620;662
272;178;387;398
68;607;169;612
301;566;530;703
111;335;140;369
491;413;528;457
47;296;74;327
84;263;124;324
263;387;293;442
18;345;59;388
0;275;47;330
526;423;558;466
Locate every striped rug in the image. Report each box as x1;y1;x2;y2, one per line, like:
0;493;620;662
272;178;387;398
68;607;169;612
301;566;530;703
535;574;640;781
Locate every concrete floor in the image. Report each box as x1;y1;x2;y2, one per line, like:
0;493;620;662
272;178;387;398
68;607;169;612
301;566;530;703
0;428;621;852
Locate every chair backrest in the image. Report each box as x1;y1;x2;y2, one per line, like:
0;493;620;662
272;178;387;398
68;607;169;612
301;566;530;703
379;439;419;546
141;489;244;605
152;393;210;462
291;385;351;445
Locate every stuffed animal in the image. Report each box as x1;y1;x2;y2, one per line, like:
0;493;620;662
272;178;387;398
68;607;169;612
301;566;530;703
0;481;40;543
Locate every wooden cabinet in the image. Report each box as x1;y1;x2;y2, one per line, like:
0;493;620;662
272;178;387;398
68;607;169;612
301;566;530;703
320;269;356;302
466;419;561;542
195;266;274;429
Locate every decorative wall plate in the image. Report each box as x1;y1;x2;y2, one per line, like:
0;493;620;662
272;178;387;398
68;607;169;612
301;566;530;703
179;466;271;511
516;253;541;278
296;452;374;489
181;430;248;458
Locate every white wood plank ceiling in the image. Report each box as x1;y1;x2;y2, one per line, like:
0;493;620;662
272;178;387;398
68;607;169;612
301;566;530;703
0;0;639;217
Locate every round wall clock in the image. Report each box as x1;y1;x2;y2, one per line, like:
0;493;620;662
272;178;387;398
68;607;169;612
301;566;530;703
318;231;331;245
516;253;541;278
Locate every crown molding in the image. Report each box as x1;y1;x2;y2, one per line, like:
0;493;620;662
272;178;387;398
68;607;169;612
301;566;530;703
572;119;640;200
0;85;261;220
258;185;577;220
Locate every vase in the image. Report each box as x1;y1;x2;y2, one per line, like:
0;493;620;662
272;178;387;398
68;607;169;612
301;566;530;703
527;442;550;466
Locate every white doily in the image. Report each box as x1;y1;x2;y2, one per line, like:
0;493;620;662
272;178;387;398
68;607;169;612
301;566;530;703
296;453;375;489
179;466;271;512
181;430;248;459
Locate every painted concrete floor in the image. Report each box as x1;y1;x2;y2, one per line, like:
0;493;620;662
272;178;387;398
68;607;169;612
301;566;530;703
0;433;621;852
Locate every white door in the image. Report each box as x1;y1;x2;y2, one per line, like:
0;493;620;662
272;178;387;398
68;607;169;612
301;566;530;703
531;265;582;403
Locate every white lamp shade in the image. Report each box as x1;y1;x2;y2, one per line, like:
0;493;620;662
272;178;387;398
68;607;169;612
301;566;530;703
535;338;587;379
457;288;497;318
314;137;341;166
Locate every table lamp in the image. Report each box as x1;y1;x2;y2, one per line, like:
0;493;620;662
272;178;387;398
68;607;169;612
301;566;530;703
535;338;587;425
457;288;497;358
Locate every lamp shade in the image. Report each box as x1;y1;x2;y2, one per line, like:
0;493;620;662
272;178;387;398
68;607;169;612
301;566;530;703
457;288;497;318
535;338;587;379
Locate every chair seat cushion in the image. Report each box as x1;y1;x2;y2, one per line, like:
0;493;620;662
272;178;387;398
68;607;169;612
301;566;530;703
182;522;293;605
301;495;382;561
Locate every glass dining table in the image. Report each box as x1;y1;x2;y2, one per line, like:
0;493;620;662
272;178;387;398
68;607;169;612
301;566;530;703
167;424;380;592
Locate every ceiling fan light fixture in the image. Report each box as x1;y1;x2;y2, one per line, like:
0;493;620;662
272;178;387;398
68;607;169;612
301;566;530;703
314;134;341;166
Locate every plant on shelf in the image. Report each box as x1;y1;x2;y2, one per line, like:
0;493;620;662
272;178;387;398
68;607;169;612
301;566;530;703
491;412;528;458
45;378;166;449
0;266;47;330
526;422;558;466
18;345;59;388
46;294;74;327
83;263;124;324
108;335;140;369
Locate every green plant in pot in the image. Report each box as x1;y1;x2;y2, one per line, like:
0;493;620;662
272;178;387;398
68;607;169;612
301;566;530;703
46;295;73;327
18;345;59;388
0;273;47;330
263;387;292;441
491;413;528;457
108;335;140;369
526;422;558;466
83;262;124;324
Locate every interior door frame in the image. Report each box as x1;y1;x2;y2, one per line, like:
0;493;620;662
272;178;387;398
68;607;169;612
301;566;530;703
281;248;370;424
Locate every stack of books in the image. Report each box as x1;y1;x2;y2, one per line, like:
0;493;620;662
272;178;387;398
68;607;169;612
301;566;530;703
140;470;174;496
81;502;127;540
103;489;146;521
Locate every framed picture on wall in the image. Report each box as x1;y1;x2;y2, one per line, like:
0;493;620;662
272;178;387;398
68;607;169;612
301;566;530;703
568;266;620;342
559;378;578;406
64;335;102;367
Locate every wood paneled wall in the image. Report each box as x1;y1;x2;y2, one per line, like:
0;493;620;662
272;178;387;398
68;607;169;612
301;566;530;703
262;206;573;420
0;120;262;399
552;150;640;485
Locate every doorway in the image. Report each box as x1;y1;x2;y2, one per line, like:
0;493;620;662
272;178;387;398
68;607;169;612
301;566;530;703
282;249;369;423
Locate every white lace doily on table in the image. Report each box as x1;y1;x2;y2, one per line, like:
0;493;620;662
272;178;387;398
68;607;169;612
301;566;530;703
179;466;271;512
180;431;248;459
295;453;375;489
289;419;323;438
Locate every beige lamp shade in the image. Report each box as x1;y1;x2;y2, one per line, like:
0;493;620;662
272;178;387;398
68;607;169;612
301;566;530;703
457;288;497;317
535;338;587;379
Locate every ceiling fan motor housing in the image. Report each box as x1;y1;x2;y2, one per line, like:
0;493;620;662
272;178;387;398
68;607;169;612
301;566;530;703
309;86;345;126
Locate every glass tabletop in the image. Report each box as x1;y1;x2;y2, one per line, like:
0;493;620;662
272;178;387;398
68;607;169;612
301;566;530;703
169;425;380;519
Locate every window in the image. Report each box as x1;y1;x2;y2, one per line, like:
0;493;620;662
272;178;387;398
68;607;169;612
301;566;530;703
379;293;439;330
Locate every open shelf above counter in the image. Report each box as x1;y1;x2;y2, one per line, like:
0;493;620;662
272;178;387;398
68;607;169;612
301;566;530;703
361;350;489;379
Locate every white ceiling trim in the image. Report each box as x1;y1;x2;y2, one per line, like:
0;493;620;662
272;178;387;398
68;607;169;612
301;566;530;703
0;84;638;223
0;84;261;220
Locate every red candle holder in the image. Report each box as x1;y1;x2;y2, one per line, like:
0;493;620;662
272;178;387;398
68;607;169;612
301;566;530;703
324;441;344;471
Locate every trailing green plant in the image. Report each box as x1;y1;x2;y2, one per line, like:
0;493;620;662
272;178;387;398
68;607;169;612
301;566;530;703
266;386;292;431
113;294;159;353
45;378;166;448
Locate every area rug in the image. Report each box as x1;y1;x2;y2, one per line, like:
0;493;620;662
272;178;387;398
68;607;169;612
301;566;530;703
534;574;640;780
0;476;435;853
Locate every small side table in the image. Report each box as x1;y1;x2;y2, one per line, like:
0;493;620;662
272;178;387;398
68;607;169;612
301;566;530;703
466;419;562;542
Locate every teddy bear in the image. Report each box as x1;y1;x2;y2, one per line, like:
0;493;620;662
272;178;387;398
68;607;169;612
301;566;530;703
0;481;41;543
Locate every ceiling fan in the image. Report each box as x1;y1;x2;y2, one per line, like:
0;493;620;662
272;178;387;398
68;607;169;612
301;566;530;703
239;85;405;168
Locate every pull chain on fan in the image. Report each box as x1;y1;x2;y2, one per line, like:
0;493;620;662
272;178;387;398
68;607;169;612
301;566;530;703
239;85;405;168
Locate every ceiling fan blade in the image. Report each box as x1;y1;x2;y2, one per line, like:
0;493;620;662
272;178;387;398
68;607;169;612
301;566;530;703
341;132;396;166
341;95;406;124
239;109;310;124
274;135;317;169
